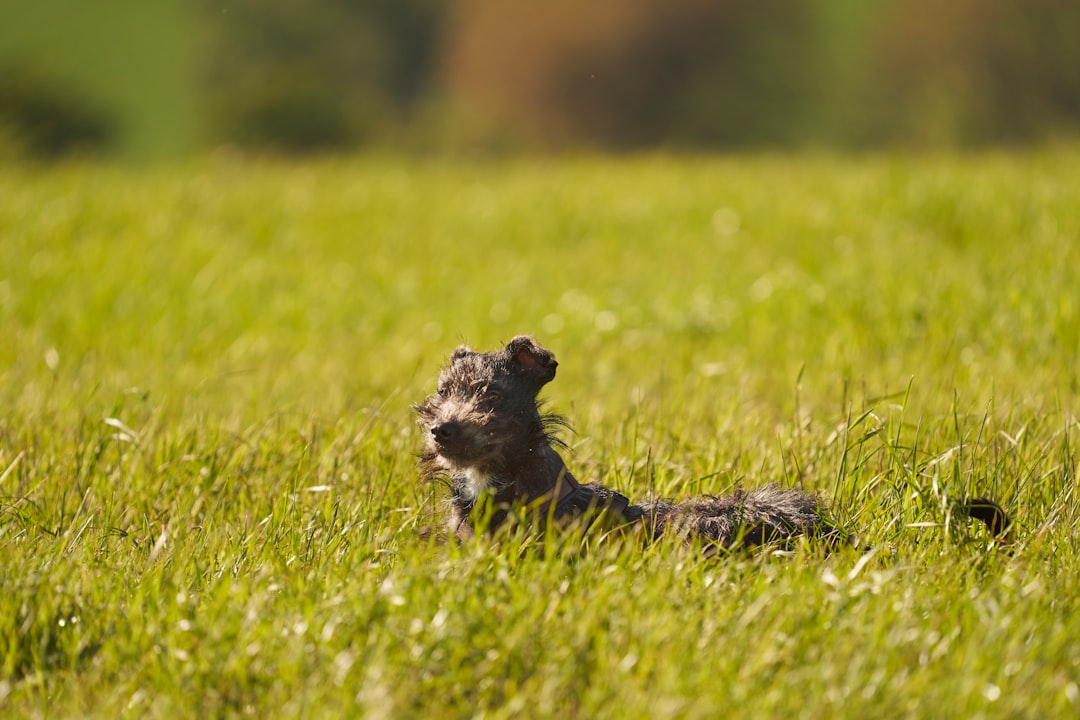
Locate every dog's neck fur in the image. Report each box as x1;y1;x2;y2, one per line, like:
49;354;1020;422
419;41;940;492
441;429;582;537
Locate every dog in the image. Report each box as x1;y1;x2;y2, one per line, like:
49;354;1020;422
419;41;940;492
416;335;1010;551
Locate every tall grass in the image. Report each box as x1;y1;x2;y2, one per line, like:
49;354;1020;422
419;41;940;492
1;150;1078;718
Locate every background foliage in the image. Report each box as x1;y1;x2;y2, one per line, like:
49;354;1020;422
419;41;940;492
1;0;1079;159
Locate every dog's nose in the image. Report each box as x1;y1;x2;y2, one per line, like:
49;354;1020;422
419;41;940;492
431;422;460;443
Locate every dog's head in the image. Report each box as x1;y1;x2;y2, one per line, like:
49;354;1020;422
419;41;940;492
415;336;559;473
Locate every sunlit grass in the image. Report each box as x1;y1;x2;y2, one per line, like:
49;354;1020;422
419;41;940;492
1;150;1078;717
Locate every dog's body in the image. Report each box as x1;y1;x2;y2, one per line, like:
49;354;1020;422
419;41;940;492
416;336;1009;550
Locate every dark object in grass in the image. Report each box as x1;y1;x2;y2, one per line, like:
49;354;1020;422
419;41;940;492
957;497;1014;544
416;335;1011;551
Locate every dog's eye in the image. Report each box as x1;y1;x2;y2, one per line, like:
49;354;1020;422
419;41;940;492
484;390;502;403
437;387;449;398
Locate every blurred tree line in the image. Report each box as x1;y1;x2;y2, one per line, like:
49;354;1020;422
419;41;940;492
198;0;444;152
2;0;1078;159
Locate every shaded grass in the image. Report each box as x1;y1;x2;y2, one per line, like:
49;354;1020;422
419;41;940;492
1;150;1079;717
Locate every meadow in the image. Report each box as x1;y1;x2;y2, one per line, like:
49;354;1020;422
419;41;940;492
1;151;1078;718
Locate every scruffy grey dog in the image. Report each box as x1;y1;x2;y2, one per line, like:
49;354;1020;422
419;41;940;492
416;335;1009;550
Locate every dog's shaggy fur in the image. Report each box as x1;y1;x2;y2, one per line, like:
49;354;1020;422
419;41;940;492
416;335;1009;551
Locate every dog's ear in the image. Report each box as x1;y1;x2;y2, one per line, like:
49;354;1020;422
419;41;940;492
450;345;473;362
505;335;557;386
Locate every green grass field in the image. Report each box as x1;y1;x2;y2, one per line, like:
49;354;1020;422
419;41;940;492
2;151;1079;718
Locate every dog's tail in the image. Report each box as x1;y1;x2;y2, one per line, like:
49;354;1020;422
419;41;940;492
958;497;1013;543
